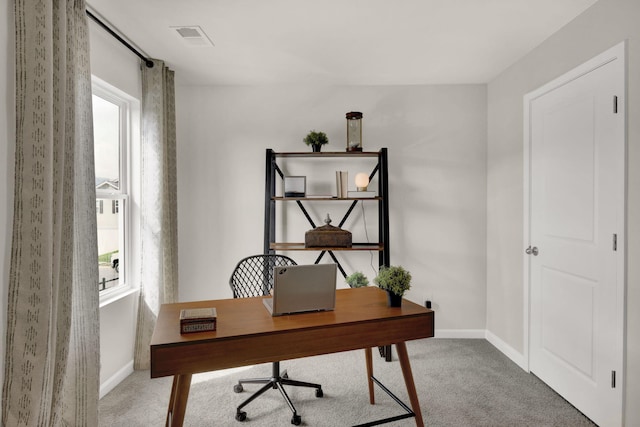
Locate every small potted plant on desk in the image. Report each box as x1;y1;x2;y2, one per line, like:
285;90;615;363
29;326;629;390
303;130;329;152
374;265;412;307
346;271;369;288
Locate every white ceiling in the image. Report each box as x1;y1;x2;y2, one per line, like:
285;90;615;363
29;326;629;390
87;0;598;86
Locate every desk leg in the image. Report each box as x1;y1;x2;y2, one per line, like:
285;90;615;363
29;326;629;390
396;342;424;427
364;348;375;404
166;374;192;427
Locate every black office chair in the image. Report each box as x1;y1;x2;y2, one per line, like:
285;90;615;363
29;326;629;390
229;254;323;425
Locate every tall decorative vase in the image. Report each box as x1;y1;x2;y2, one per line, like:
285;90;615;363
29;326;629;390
386;291;402;307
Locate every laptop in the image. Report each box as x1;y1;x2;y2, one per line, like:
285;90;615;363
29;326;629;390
263;263;337;316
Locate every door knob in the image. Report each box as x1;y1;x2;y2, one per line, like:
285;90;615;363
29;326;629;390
525;246;539;256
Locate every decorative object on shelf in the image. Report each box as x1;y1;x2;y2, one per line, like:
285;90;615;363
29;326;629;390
355;172;369;191
351;172;375;197
374;265;412;307
346;271;369;288
347;190;375;198
305;214;352;248
284;176;306;197
303;130;329;152
346;111;363;152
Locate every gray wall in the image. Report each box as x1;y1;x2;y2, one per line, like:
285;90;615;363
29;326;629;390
486;0;640;423
175;84;488;332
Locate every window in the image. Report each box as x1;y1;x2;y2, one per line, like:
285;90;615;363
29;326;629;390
93;80;132;294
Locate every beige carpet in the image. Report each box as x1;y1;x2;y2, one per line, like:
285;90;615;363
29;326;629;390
99;339;596;426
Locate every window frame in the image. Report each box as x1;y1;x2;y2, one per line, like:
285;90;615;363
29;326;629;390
92;76;140;303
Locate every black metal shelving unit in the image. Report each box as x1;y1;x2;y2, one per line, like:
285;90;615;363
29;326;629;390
263;148;390;276
264;147;394;363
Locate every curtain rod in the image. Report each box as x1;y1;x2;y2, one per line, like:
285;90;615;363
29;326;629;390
86;9;154;68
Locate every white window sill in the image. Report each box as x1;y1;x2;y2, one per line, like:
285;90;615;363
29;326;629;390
99;286;139;308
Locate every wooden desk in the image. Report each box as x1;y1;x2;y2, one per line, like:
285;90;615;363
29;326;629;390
150;286;434;426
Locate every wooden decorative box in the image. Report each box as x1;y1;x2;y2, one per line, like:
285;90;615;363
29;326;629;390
305;214;352;248
179;307;217;334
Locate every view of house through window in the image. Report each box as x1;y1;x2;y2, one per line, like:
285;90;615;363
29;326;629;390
93;87;128;292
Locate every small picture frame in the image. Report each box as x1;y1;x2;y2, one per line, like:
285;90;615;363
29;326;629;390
284;176;306;197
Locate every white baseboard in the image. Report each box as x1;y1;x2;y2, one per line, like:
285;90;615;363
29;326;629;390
100;360;134;399
433;329;528;372
484;329;528;371
435;329;486;339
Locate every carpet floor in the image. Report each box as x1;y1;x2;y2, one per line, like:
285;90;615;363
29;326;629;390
99;339;596;426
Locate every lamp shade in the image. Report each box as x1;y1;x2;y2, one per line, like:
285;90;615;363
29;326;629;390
355;173;369;191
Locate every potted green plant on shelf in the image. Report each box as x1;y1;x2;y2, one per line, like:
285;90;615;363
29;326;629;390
345;271;369;288
303;130;329;152
374;265;412;307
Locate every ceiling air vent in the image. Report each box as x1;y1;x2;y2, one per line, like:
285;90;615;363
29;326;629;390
171;26;214;47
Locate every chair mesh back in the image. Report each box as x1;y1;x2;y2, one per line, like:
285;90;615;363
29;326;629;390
229;255;297;298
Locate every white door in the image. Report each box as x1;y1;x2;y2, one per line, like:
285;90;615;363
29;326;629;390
525;43;625;427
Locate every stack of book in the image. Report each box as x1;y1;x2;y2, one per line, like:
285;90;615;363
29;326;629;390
347;190;376;198
335;171;348;198
179;307;217;334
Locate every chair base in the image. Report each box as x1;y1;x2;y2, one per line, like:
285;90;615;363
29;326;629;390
234;362;322;425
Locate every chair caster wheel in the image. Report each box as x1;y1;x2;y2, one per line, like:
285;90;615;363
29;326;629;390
291;414;301;425
233;384;243;393
316;388;323;398
235;411;247;422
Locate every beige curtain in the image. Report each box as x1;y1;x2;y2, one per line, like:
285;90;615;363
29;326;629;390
134;59;179;369
3;0;100;425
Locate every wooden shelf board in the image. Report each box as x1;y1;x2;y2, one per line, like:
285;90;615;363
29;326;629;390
273;151;380;158
270;243;383;251
273;196;381;201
